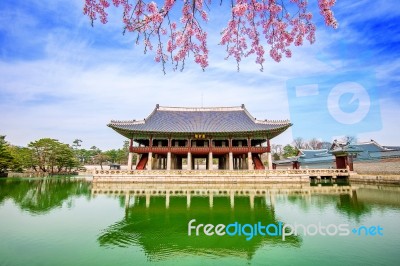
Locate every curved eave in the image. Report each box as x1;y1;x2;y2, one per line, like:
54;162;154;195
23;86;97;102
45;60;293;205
108;123;292;139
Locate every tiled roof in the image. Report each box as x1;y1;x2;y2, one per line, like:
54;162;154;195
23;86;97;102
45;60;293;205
298;149;334;163
108;105;291;137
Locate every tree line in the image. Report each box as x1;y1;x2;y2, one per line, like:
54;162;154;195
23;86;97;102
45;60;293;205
0;136;133;175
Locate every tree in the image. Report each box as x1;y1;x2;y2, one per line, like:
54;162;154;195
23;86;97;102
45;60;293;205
320;141;331;150
282;144;298;158
0;136;13;174
83;0;338;72
341;135;357;144
292;137;305;150
28;138;78;174
94;153;109;170
308;138;322;150
72;139;82;149
7;146;34;172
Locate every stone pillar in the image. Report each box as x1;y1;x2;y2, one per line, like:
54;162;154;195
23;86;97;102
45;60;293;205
268;152;273;170
187;152;192;170
127;152;133;170
229;152;233;170
208;152;213;170
128;139;133;170
167;152;171;170
157;155;162;169
242;154;247;169
267;139;272;170
147;152;152;170
248;151;253;170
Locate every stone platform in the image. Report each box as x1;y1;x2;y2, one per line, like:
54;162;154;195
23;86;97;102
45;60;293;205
92;169;349;183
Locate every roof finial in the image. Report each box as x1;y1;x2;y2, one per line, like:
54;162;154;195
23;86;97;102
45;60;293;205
156;104;159;109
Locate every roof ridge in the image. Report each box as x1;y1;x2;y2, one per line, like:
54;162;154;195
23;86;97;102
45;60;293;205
157;105;244;112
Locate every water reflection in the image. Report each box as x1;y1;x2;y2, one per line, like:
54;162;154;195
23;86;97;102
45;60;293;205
0;178;90;214
1;178;400;263
97;193;301;260
92;182;400;261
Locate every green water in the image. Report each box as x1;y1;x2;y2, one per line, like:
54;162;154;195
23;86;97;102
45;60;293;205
0;178;399;265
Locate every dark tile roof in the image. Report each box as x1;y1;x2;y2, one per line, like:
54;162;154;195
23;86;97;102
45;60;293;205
108;105;291;136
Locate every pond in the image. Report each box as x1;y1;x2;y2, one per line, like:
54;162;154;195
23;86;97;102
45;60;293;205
0;178;399;265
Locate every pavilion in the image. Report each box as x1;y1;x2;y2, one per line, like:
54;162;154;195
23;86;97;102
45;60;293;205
108;104;292;171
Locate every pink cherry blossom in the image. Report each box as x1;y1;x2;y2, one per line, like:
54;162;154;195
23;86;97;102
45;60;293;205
83;0;338;72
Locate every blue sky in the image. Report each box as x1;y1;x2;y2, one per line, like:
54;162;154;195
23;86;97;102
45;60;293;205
0;0;399;150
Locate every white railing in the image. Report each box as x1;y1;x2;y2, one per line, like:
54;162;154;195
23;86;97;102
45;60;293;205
93;169;349;176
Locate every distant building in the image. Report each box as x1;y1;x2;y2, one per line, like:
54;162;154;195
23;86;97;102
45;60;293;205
273;140;400;170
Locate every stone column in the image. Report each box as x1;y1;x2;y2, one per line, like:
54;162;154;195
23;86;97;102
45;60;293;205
248;151;253;170
167;137;171;170
128;139;133;170
187;152;192;170
267;139;272;170
229;152;233;170
128;152;133;170
167;152;171;170
147;152;152;170
157;155;162;169
268;152;272;170
208;152;213;170
242;154;247;169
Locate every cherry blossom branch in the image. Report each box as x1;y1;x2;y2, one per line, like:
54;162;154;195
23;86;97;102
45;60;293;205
83;0;338;72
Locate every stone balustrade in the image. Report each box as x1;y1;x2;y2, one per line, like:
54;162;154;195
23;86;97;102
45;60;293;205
92;169;349;183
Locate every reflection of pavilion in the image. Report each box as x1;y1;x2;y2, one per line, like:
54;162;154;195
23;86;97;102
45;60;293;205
92;183;356;209
94;183;357;261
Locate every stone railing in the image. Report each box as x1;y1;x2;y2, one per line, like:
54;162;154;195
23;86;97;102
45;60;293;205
92;169;349;178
